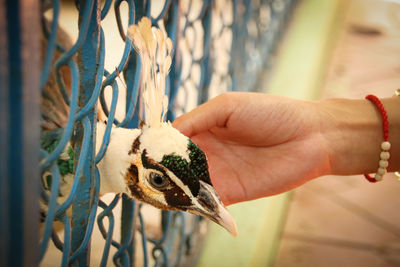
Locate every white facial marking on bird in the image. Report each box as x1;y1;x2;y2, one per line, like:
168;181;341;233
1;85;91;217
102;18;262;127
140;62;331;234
139;123;190;162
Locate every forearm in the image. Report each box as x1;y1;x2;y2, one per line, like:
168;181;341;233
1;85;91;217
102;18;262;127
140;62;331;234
316;96;400;176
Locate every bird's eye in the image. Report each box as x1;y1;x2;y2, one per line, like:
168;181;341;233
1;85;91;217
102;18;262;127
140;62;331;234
149;172;168;189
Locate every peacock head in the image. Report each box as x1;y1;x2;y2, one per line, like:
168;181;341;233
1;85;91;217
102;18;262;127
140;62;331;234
120;17;237;236
124;122;237;236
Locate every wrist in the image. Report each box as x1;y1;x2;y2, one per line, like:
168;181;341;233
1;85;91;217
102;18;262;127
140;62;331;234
316;97;400;176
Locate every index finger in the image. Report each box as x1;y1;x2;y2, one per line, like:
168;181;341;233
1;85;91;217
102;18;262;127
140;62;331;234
172;93;237;137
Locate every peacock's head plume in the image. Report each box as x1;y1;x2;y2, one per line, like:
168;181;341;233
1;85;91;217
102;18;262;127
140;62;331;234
121;17;237;236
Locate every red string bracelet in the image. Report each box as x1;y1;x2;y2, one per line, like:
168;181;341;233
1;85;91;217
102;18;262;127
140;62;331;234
395;89;400;180
364;94;391;183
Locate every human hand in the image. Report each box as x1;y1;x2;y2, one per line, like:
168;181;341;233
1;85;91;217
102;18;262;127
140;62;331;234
173;92;331;205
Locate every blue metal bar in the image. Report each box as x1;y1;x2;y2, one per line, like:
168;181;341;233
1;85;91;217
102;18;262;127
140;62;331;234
146;211;172;266
48;215;72;267
70;0;100;265
54;117;92;217
198;1;213;105
1;0;40;266
116;2;149;266
40;0;60;90
98;195;120;267
165;0;180;122
114;0;135;41
51;229;64;251
119;194;136;266
69;167;100;262
123;0;145;129
0;1;10;265
151;0;172;24
69;116;95;264
96;77;119;163
99;73;121;125
101;0;113;20
54;0;94;106
138;209;149;267
39;151;61;260
153;248;168;267
103;0;137;128
75;28;105;121
228;0;238;91
40;59;80;171
60;214;72;267
171;212;186;266
122;53;141;128
106;43;133;86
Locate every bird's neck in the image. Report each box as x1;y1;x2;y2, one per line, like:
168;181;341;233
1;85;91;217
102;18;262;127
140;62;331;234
96;122;141;195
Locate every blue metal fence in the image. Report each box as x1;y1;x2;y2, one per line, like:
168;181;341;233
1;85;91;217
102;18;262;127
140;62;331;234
0;0;297;266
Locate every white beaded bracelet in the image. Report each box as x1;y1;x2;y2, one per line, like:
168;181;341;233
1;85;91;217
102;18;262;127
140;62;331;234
373;141;390;181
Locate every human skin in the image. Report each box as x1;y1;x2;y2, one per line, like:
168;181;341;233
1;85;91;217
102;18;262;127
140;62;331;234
172;92;400;205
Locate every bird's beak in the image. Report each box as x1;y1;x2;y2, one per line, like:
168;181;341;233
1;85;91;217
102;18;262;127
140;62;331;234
188;181;238;236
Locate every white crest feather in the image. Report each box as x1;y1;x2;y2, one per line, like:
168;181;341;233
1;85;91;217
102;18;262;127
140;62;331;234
127;17;173;128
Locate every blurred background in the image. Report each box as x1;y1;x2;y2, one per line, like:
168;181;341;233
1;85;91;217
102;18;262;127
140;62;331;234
274;0;400;266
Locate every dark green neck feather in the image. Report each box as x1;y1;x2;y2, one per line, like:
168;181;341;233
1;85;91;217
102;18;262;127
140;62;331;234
160;140;211;197
41;130;74;176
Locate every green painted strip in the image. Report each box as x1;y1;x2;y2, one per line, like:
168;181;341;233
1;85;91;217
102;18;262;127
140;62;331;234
198;0;345;266
267;0;346;100
198;194;290;267
250;194;292;267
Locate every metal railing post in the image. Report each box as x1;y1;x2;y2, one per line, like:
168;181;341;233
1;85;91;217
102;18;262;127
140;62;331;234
0;0;40;266
70;0;101;265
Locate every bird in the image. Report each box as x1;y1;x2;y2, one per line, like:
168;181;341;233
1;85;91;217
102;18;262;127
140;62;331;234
40;17;237;236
